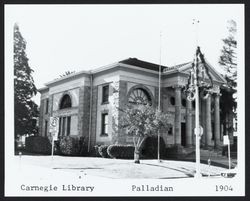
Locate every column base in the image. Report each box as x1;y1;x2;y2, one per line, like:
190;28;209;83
203;145;215;151
214;139;222;149
185;144;193;148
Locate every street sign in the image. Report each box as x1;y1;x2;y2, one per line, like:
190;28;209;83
223;135;231;169
49;117;59;140
194;126;203;136
223;135;230;145
49;117;59;159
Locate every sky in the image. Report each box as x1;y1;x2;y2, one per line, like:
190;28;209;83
5;4;244;105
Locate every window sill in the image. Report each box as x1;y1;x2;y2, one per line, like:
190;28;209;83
100;134;108;137
101;101;109;105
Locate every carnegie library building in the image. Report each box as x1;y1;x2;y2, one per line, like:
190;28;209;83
38;58;233;155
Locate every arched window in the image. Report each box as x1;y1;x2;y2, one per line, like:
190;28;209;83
182;99;186;107
60;94;72;109
128;88;152;105
170;97;175;106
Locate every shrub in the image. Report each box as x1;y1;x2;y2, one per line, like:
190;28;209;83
25;136;51;155
107;144;135;159
59;136;86;156
98;145;109;158
53;140;61;155
141;136;166;159
93;145;101;157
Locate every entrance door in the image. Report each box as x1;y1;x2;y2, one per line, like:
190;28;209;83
181;123;186;146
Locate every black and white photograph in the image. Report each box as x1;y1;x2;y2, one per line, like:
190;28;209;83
4;4;244;196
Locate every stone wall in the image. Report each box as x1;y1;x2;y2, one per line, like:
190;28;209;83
89;86;98;149
116;80;128;144
78;86;91;142
39;96;50;137
95;84;113;145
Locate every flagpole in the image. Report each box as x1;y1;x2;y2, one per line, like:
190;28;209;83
192;19;202;178
157;31;162;162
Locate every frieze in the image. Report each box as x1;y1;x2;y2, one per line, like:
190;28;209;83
178;76;188;85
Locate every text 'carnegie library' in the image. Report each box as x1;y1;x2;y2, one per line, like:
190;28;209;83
20;184;95;192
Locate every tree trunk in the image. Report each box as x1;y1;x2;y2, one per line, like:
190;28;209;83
134;146;140;164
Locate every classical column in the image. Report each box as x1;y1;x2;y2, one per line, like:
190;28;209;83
174;86;182;146
201;99;207;147
214;93;221;148
64;117;68;136
186;99;192;147
205;94;213;147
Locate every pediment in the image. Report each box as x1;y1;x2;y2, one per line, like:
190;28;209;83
178;61;226;84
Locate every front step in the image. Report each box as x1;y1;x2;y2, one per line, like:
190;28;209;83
165;146;231;159
181;147;237;168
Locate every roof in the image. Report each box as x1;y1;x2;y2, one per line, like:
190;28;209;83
119;58;168;72
163;62;192;72
38;57;226;91
41;58;168;88
37;86;49;92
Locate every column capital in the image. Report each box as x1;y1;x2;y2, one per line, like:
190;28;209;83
201;90;212;100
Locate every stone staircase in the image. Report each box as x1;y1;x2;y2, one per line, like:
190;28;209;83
164;145;237;168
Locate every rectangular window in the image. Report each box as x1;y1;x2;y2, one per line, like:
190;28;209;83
45;120;48;137
45;98;49;114
101;113;108;135
67;116;71;136
102;85;109;104
168;126;173;135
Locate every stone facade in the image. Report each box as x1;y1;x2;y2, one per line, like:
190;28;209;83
38;58;230;155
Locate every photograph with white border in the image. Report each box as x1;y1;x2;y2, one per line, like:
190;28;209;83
5;4;245;197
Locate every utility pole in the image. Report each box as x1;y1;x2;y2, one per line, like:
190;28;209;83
193;49;202;178
186;19;213;178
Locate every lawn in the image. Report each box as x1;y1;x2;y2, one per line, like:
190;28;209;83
14;155;227;179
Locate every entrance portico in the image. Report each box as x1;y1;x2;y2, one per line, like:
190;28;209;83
162;61;225;150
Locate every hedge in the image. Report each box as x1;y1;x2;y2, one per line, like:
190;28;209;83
59;136;86;156
93;145;101;157
141;136;166;159
25;136;51;155
107;144;135;159
53;140;61;155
